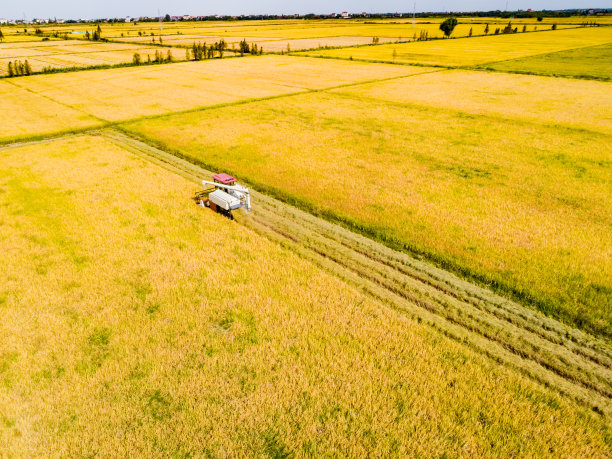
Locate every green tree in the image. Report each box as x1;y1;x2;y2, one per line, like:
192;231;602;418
7;61;14;77
215;40;225;58
132;53;141;65
552;24;557;30
164;14;171;22
439;17;458;38
537;14;544;22
239;39;250;56
522;25;527;32
166;50;173;62
469;27;473;37
503;22;513;34
185;48;191;60
484;23;489;34
24;60;32;75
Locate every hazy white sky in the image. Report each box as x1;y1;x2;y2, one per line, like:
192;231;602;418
1;1;604;20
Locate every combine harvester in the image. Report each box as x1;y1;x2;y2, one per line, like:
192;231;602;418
195;173;251;219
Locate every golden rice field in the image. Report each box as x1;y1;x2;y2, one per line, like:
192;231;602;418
0;134;609;456
480;42;612;80
117;34;399;51
28;18;580;42
298;27;612;66
0;56;427;142
331;69;612;134
0;40;182;74
123;82;612;338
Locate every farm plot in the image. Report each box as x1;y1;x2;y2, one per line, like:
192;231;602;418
480;42;612;80
123;89;612;339
0;56;429;142
0;133;610;456
297;27;612;66
113;34;266;46
0;40;183;75
249;36;399;52
0;80;101;141
331;69;612;134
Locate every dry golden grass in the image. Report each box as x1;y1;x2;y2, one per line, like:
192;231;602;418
123;90;612;338
298;27;612;66
331;69;612;134
0;55;429;139
0;134;609;456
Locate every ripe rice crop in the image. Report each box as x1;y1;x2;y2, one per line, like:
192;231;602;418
331;69;612;134
0;40;184;75
0;80;101;141
123;88;612;338
0;56;427;141
480;42;612;80
0;134;608;456
297;27;612;66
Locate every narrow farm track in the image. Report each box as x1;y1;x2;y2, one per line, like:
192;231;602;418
95;129;612;420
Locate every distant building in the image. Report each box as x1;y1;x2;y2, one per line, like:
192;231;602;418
56;18;64;23
0;18;7;24
341;11;350;18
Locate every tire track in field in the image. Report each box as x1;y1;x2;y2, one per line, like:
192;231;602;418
99;129;612;420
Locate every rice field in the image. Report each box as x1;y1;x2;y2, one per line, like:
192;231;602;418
31;18;580;41
0;133;609;456
479;42;612;80
0;55;428;142
297;27;612;66
0;80;102;141
122;85;612;338
0;40;183;75
331;69;612;134
1;18;611;455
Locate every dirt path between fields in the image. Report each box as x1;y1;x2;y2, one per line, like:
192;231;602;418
86;129;612;420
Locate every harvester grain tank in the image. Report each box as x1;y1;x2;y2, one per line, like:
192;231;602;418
195;173;251;219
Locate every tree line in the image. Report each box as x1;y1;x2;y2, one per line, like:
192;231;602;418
7;60;32;77
439;18;559;38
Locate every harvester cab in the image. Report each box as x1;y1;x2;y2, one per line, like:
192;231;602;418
195;173;251;219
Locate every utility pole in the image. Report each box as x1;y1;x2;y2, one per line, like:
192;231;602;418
412;2;416;27
158;8;162;32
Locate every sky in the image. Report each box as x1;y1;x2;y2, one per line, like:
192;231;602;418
1;1;606;20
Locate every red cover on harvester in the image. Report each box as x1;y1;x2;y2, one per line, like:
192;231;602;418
213;173;236;184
